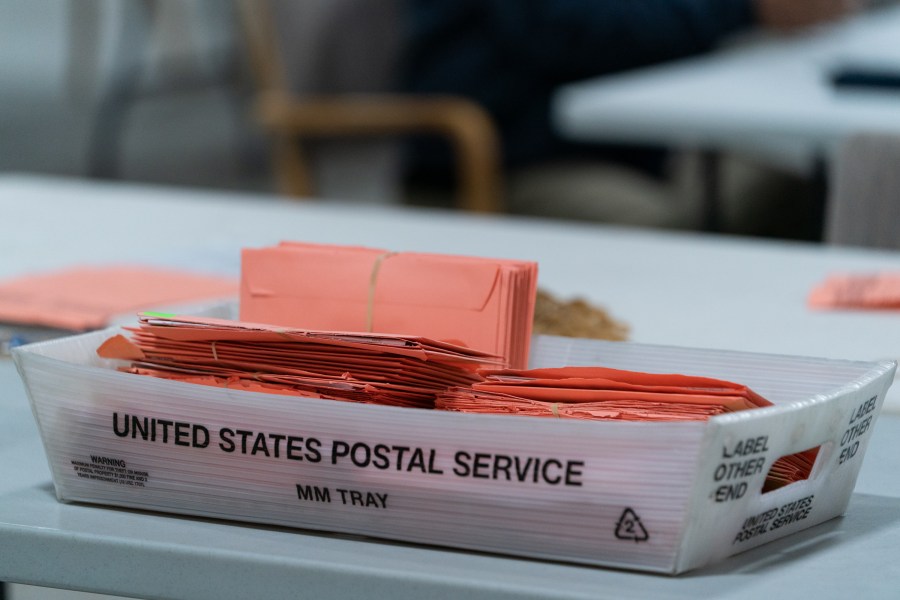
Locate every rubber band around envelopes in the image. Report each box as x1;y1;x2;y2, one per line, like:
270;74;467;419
366;252;398;332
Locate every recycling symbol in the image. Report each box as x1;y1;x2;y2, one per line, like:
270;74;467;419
615;508;649;542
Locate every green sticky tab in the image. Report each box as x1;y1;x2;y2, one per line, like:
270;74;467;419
142;311;177;318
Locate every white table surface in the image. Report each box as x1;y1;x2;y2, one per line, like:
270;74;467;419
554;5;900;174
3;175;900;598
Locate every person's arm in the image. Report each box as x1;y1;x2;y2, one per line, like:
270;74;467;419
485;0;756;82
484;0;860;82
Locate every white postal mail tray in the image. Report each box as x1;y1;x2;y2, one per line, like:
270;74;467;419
12;330;895;573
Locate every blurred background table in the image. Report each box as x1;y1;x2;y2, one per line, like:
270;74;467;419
3;175;900;599
554;5;900;234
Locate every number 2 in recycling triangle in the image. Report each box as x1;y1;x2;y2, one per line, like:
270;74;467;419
615;508;649;542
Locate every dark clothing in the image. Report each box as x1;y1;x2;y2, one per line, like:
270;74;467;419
403;0;756;175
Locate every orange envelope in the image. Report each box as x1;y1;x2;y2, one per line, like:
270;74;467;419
0;266;237;330
240;242;538;368
809;272;900;309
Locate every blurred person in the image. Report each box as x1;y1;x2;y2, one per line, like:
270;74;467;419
403;0;862;234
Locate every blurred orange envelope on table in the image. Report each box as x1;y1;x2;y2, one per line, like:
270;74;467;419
0;266;237;331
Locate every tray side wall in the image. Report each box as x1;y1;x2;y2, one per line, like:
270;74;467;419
15;330;707;573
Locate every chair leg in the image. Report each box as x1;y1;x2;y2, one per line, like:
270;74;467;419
274;137;315;198
66;0;102;102
698;149;721;232
807;156;827;242
435;100;504;213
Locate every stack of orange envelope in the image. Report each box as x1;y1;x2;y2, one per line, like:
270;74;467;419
240;242;538;369
97;313;503;408
763;445;820;492
436;366;772;421
437;366;816;490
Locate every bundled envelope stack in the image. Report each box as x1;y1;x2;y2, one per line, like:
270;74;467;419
240;242;538;369
437;365;817;490
97;313;503;408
